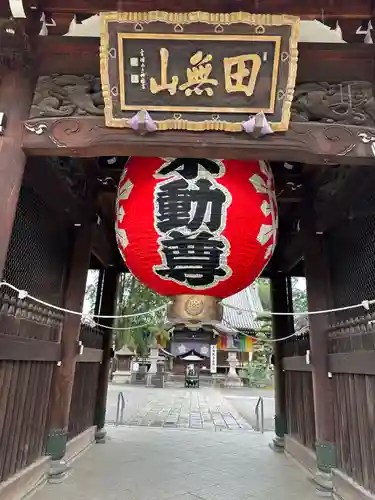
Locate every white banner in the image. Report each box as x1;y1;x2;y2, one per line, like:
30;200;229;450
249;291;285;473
210;345;217;374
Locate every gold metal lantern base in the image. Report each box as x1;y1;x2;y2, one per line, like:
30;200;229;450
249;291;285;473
167;294;223;324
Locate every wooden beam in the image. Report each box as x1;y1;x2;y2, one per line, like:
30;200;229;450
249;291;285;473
283;351;375;375
78;347;103;363
33;37;375;83
2;0;372;19
0;334;61;361
329;351;375;375
282;355;312;372
22;117;375;165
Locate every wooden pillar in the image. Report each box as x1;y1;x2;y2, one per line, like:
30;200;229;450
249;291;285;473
94;267;119;441
270;272;289;450
46;224;93;466
302;195;336;488
0;69;34;276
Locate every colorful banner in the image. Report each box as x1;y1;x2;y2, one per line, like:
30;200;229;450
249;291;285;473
239;334;255;353
218;335;228;350
218;334;255;352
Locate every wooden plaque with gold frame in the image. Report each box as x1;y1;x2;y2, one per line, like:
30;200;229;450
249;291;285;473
100;11;299;132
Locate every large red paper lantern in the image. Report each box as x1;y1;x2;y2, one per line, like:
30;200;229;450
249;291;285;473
115;157;278;299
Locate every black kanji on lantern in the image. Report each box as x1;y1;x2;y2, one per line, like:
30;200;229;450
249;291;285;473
154;230;228;287
154;158;231;288
156;178;227;234
156;158;222;180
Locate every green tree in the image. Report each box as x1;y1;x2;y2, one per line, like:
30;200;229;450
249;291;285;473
291;277;308;313
257;277;271;310
114;273;169;355
83;270;99;314
244;279;273;387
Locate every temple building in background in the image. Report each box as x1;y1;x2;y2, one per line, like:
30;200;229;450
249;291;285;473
166;284;263;374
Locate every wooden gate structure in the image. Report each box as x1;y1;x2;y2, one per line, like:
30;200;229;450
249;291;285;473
2;1;375;499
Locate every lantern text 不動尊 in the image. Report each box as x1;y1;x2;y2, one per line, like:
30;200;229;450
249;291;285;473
153;158;232;289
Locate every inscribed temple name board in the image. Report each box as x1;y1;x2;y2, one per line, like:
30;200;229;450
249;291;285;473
100;12;299;132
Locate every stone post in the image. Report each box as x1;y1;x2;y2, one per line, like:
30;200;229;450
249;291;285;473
224;349;243;387
146;347;159;386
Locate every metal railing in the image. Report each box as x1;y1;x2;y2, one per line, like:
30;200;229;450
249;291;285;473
115;392;125;426
254;396;264;433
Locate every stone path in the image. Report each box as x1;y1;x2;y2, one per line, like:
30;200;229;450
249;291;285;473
106;385;252;430
222;390;275;432
31;426;317;500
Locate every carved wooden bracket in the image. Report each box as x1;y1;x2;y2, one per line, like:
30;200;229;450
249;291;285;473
22;116;375;165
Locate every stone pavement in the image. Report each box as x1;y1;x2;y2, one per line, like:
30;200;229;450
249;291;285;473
31;426;317;500
222;389;275;432
105;384;253;430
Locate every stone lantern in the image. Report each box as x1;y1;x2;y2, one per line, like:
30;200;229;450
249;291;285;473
113;345;135;384
224;348;243;387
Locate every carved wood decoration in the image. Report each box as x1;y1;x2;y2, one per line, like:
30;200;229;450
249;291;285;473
30;75;103;118
29;75;375;130
99;12;299;132
22;116;375;165
292;82;375;127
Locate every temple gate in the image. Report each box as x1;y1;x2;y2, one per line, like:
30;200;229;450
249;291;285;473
1;2;375;500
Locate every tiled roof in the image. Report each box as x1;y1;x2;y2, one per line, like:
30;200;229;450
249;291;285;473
222;285;264;331
116;345;135;356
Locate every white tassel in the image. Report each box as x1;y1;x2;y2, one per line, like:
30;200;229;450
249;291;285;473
364;21;373;43
242;112;273;137
334;21;343;40
39;13;48;36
